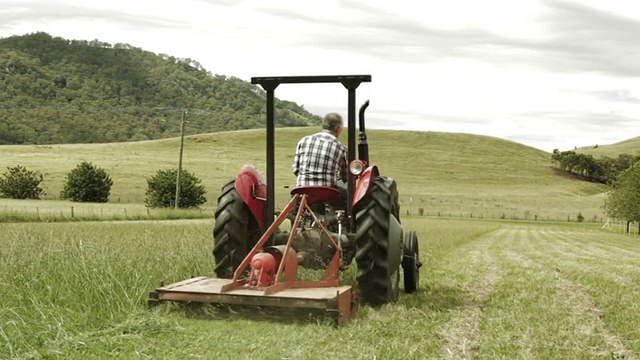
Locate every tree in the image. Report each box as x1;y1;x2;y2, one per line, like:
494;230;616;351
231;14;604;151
0;165;44;199
603;162;640;231
598;154;640;184
60;162;113;202
145;168;206;208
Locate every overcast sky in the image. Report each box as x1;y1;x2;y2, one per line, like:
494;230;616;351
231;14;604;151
1;0;639;152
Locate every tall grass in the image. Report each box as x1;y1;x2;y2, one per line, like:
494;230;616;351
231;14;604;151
2;218;640;358
0;220;211;358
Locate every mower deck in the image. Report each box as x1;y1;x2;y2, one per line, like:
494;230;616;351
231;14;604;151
148;277;358;325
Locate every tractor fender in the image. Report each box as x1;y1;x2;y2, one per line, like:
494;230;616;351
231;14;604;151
234;164;267;231
352;165;379;208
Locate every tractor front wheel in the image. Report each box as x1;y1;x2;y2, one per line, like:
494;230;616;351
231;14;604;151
354;176;402;306
213;180;260;278
402;230;421;293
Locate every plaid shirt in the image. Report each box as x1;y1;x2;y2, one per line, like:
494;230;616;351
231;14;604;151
292;130;347;187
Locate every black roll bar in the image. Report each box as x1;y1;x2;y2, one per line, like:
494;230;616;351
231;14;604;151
251;75;372;228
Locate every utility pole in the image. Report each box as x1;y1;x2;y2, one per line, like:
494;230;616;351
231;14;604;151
153;107;204;210
175;110;186;210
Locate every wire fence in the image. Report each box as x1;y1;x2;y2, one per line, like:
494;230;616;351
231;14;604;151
401;210;606;223
0;201;214;222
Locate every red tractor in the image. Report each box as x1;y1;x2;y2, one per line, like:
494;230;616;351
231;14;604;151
212;75;421;306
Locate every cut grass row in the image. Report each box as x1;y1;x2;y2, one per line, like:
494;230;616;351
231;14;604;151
2;218;640;358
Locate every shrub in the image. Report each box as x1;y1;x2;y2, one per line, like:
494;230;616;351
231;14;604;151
145;168;207;208
60;162;113;202
0;165;45;199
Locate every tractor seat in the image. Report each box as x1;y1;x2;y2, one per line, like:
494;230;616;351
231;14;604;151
290;186;344;207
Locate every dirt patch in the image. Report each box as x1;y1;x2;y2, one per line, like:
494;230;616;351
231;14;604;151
550;166;603;183
439;269;500;359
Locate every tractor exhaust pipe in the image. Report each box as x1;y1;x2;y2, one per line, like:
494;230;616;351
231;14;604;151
358;100;370;164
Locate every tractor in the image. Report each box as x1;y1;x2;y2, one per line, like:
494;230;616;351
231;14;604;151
211;75;421;306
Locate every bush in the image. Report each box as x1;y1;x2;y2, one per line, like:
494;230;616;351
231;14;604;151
0;165;45;199
145;168;207;208
60;162;113;202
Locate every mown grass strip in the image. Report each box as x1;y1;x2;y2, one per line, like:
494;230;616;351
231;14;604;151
476;224;638;359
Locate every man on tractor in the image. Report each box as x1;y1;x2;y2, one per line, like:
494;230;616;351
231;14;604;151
291;112;348;201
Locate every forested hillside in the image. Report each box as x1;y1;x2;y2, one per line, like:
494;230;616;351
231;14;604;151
0;32;320;144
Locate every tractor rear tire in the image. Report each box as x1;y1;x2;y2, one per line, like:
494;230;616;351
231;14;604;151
354;176;401;306
213;180;260;278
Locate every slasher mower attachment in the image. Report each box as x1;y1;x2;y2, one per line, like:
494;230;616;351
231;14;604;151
149;192;358;325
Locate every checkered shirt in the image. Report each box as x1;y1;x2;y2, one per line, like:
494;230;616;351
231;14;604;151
292;130;347;187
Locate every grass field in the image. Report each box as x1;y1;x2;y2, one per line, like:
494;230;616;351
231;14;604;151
1;129;636;358
0;128;610;221
2;217;640;359
577;136;640;158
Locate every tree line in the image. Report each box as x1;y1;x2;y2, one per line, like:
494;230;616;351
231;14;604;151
551;149;640;232
551;149;640;184
0;32;321;145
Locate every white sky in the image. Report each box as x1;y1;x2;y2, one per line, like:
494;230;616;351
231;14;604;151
1;0;640;151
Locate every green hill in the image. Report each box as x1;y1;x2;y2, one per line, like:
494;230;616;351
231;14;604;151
576;137;640;158
0;128;609;221
0;32;320;145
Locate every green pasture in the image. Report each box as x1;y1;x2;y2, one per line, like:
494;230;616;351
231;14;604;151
0;128;610;221
0;198;214;222
2;217;640;359
578;136;640;158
